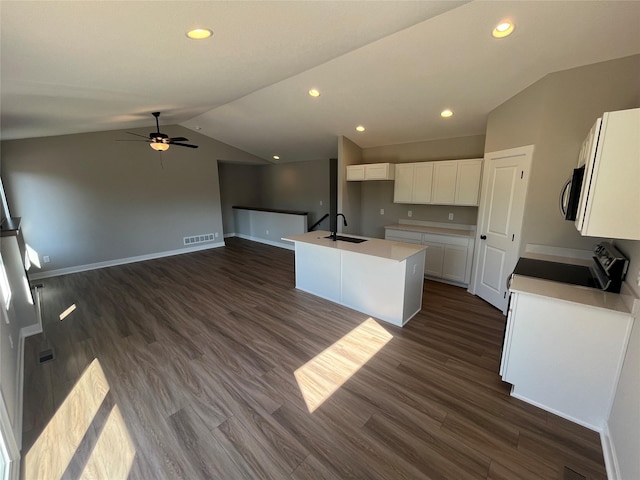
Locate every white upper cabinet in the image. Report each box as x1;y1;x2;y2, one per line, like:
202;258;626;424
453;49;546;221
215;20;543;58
432;161;458;204
346;163;394;181
455;159;483;206
393;162;433;203
576;108;640;240
393;164;415;203
346;164;365;181
413;163;434;203
394;158;482;206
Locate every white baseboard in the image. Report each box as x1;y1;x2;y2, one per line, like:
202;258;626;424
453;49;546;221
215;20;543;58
510;391;602;432
20;323;43;338
234;234;295;251
29;242;226;280
600;423;620;480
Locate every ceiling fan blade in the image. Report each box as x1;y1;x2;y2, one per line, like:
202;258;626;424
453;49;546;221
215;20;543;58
117;139;151;142
126;131;151;139
171;142;199;149
168;137;189;142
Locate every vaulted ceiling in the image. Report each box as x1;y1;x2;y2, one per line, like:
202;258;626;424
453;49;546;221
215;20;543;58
2;1;639;162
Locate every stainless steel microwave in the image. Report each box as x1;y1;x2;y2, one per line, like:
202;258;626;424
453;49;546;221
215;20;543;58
560;165;585;221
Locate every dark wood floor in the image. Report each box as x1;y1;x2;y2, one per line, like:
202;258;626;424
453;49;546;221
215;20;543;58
22;237;607;479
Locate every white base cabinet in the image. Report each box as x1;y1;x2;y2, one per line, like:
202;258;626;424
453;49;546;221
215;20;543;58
385;228;474;286
501;290;633;430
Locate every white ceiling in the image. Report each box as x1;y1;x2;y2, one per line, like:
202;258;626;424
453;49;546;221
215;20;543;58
2;1;639;163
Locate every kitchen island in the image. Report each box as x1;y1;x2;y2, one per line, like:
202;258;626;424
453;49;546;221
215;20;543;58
283;231;426;327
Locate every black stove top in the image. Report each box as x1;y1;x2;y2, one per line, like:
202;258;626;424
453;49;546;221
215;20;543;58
512;258;598;289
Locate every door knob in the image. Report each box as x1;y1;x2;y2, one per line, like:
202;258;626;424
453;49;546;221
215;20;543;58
480;235;487;240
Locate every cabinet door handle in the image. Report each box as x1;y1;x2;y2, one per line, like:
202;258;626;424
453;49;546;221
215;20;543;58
480;235;487;240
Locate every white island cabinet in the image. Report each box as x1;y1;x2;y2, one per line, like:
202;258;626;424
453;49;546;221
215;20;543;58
283;231;426;327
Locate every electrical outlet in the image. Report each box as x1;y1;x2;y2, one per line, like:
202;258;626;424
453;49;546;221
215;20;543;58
408;210;412;217
448;213;454;221
319;200;323;206
266;230;269;236
43;255;51;263
380;208;384;215
215;232;219;238
637;268;640;287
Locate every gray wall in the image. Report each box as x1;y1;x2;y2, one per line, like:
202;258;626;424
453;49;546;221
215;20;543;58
1;125;264;274
485;54;640;251
218;159;330;234
363;134;485;164
259;159;330;229
218;162;262;235
486;54;640;480
338;136;362;235
358;135;485;238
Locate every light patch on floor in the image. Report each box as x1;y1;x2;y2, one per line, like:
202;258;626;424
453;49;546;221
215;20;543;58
59;303;76;321
80;405;135;480
294;317;393;413
24;358;135;480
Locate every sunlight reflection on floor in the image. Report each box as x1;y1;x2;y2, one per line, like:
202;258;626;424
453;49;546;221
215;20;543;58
24;358;135;480
294;317;393;413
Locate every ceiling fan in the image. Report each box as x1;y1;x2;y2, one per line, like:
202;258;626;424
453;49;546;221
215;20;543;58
123;112;198;151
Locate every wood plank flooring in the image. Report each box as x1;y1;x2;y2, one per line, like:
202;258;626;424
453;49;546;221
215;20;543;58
21;237;607;479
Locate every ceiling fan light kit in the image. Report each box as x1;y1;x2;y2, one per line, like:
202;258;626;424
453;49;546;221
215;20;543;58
150;142;170;151
121;111;199;151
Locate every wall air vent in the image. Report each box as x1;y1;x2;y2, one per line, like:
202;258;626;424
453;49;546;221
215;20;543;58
183;233;216;246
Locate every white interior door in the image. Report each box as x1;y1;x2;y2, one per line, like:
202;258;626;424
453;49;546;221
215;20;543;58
471;145;533;312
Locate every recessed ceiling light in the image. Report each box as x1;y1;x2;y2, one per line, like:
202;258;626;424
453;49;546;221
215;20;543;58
186;28;213;40
440;109;454;118
308;89;320;97
356;125;365;132
492;21;514;38
273;155;280;160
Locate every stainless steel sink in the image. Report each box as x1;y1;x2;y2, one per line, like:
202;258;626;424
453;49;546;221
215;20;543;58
324;235;367;243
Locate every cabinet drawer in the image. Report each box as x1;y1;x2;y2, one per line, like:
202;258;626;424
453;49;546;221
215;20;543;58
384;229;422;242
386;236;422;245
422;233;470;247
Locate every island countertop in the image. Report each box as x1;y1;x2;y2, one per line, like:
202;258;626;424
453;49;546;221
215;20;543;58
283;230;426;262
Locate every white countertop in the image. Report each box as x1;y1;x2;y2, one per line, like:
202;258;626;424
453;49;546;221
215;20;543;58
384;223;475;238
283;230;426;262
510;274;635;315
